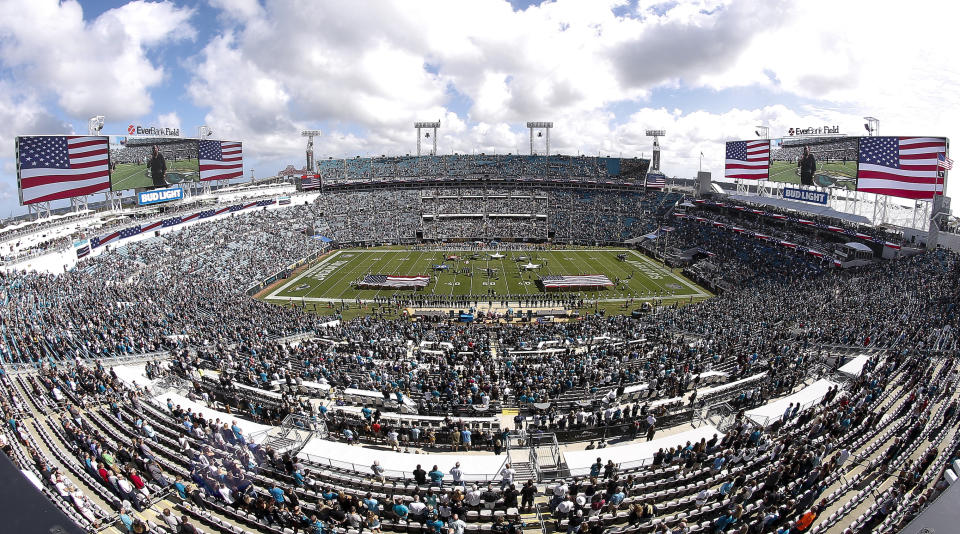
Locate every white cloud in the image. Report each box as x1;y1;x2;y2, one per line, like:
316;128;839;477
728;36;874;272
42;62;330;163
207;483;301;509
156;112;182;132
0;0;195;120
0;85;73;205
3;0;958;217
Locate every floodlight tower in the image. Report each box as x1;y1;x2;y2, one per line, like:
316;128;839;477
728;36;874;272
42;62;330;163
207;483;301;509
87;116;104;136
527;122;553;156
415;121;440;156
301;130;321;172
198;125;214;139
645;130;665;172
864;117;879;137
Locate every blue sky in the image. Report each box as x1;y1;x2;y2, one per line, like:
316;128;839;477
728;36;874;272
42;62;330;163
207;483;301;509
0;0;957;221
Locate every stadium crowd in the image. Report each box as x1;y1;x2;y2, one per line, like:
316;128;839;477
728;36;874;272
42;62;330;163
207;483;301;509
1;186;959;534
315;155;647;185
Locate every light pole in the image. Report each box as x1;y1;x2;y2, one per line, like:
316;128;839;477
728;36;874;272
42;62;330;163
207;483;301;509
527;122;553;156
415;121;440;156
301;130;322;172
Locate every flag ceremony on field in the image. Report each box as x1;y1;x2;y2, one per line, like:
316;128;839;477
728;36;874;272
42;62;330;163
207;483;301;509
358;274;431;289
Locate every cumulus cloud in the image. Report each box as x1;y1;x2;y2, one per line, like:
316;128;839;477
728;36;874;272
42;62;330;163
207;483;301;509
155;112;182;132
2;0;959;215
0;0;195;120
0;85;73;205
190;0;960;174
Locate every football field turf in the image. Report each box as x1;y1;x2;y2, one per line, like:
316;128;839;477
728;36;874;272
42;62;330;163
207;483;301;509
262;247;711;306
768;160;858;190
110;159;200;191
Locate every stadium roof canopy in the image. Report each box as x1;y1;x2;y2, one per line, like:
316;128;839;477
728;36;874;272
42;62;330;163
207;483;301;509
843;242;873;252
726;194;871;226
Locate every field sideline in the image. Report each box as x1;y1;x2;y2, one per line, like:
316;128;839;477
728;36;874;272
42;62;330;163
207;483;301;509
262;247;711;306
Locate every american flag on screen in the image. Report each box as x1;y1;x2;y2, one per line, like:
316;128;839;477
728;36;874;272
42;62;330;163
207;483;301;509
360;274;431;288
857;137;947;199
17;136;110;204
301;174;321;190
724;140;769;180
645;172;666;189
199;140;243;181
540;274;614;289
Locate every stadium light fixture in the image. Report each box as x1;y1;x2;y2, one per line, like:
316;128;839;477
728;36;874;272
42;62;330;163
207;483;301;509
526;122;553;156
415;121;440;156
301;130;321;172
864;117;879;137
646;130;665;172
87;116;104;135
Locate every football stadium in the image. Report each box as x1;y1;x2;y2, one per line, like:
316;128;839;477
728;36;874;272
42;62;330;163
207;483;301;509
1;3;958;534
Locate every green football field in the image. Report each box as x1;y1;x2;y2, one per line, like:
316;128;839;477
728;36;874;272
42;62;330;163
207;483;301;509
110;159;199;191
262;247;711;308
769;160;858;190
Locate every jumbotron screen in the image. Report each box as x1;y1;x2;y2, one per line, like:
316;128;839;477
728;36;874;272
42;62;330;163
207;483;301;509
725;135;949;199
768;137;859;191
109;136;199;191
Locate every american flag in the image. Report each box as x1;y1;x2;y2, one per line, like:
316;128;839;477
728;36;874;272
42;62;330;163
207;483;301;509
645;172;666;189
359;274;431;288
198;140;243;181
540;274;613;289
17;136;110;204
162;216;182;227
119;225;142;239
92;230;120;248
857;137;947;199
75;242;90;259
724;140;769;180
229;204;244;212
938;153;954;170
301;174;321;190
198;209;216;219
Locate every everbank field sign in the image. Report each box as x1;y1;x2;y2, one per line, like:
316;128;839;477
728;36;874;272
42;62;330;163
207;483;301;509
787;126;840;136
127;124;181;137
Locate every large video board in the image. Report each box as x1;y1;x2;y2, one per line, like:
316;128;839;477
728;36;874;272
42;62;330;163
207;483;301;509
109;136;199;191
724;135;950;200
16;135;111;205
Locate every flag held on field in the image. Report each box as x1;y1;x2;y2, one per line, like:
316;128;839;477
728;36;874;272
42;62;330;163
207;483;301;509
17;136;111;204
199;140;243;181
539;274;614;290
856;137;947;199
359;274;431;289
724;140;769;180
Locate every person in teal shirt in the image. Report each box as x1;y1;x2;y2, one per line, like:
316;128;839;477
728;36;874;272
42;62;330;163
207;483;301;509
428;465;444;487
